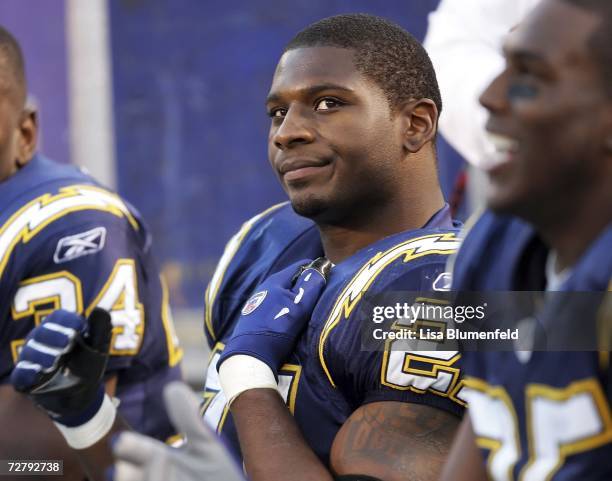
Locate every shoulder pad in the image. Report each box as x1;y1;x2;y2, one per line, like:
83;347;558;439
318;229;461;387
204;203;321;342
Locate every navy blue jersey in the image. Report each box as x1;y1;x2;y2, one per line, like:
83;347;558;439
0;155;183;440
202;203;465;464
452;211;612;481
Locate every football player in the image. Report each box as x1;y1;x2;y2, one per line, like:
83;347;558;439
199;14;465;481
441;0;612;480
0;25;183;480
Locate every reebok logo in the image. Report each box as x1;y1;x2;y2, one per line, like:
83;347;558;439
53;227;106;264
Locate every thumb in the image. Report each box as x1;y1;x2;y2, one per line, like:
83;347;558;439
292;257;332;302
302;257;333;282
113;430;165;466
84;308;112;353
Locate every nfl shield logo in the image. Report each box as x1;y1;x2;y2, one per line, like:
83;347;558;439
242;290;267;315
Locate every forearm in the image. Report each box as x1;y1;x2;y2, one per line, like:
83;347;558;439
65;375;128;481
218;260;331;481
231;389;333;481
0;386;85;481
0;385;129;481
75;415;130;481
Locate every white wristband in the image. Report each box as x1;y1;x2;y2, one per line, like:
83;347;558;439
218;355;279;406
54;394;117;449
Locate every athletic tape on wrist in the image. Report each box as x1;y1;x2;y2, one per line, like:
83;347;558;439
219;355;279;406
54;394;117;449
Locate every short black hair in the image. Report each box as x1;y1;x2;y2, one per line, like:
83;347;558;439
561;0;612;97
284;14;442;116
0;25;26;105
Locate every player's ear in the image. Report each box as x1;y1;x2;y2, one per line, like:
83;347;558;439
398;98;438;153
16;106;38;168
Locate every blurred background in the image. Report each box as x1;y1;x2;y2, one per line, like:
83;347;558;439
1;0;470;383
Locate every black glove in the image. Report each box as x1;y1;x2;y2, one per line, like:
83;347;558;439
12;308;112;424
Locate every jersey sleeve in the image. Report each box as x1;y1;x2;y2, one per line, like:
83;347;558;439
9;207;165;375
320;259;465;418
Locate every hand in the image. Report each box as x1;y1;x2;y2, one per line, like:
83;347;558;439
218;257;331;374
10;308;115;448
112;382;244;481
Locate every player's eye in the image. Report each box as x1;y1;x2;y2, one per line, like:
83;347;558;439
268;108;287;118
507;82;539;100
314;98;344;111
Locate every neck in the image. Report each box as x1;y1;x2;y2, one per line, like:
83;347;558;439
318;153;445;263
535;182;612;272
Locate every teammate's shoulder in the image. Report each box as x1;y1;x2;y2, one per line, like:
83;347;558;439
450;210;530;284
0;157;145;277
1;155;138;227
3;179;141;237
460;210;531;251
7;155;93;193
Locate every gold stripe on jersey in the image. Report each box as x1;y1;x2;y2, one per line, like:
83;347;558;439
160;275;184;367
0;185;139;282
318;232;461;388
204;202;288;342
10;339;25;363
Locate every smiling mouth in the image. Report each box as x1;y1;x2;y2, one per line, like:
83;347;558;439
484;132;520;171
279;159;332;184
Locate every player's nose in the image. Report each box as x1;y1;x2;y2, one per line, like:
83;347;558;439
272;106;315;150
480;69;509;115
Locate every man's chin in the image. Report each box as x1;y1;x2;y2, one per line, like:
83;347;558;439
289;194;329;220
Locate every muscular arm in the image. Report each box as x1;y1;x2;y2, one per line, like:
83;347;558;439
0;385;84;481
231;389;459;481
331;402;459;481
232;389;332;481
440;414;488;481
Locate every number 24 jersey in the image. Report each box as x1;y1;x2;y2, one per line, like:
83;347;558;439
0;155;183;440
